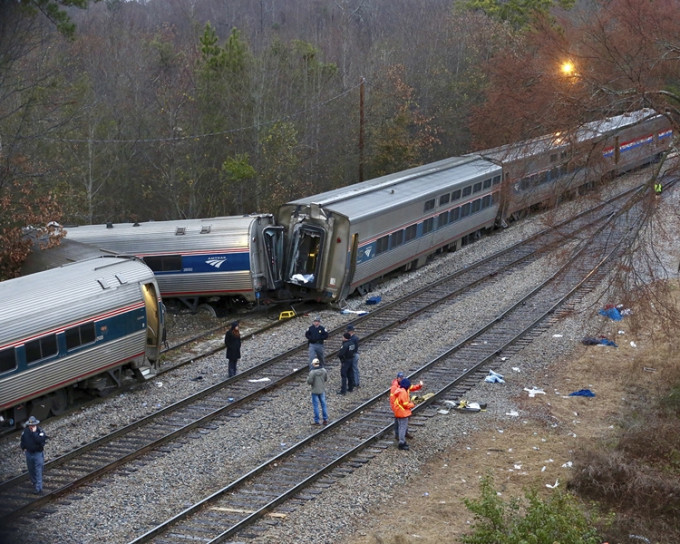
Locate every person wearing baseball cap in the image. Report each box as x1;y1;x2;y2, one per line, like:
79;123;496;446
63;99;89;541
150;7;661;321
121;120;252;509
307;358;329;425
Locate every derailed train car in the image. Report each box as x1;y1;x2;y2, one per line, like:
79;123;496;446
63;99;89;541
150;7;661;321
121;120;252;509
278;109;672;303
481;108;672;224
62;215;285;311
0;256;164;429
277;155;503;302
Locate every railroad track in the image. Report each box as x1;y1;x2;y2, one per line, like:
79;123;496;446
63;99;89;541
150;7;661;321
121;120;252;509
0;183;653;539
125;184;648;543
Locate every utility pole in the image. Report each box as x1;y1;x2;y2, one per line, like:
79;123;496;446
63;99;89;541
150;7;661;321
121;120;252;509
359;77;365;182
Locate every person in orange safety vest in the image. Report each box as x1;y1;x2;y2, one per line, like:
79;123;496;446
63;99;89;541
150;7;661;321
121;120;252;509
390;372;422;440
391;378;416;450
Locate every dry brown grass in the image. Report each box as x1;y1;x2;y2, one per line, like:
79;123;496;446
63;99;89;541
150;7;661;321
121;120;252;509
348;287;680;544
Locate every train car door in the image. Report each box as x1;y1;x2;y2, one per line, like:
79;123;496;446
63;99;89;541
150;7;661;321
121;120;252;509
339;233;359;301
262;226;284;289
286;224;325;289
141;282;163;363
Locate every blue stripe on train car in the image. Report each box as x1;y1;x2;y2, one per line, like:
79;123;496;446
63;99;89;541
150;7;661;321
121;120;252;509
154;252;250;275
9;305;146;374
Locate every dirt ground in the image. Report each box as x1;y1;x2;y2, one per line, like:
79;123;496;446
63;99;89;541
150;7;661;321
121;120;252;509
347;294;676;544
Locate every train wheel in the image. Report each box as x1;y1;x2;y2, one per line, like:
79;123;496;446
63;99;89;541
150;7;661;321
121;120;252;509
28;399;51;422
48;390;69;416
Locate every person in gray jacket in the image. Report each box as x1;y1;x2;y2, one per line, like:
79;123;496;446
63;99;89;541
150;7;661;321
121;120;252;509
306;358;329;425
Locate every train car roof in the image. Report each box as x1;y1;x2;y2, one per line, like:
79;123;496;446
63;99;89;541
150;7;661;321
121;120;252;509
1;256;155;344
282;155;500;221
64;214;276;254
21;238;115;275
478;108;662;164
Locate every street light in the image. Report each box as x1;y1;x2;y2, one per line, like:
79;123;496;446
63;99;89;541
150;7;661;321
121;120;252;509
560;60;576;77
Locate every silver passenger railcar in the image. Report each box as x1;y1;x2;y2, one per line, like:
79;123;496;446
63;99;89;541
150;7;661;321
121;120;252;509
63;215;285;311
0;256;164;429
278;156;502;302
481;109;672;224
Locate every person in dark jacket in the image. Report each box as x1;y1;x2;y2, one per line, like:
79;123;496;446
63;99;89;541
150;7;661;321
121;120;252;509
20;416;48;494
346;324;360;387
305;316;328;369
337;332;356;394
224;321;242;377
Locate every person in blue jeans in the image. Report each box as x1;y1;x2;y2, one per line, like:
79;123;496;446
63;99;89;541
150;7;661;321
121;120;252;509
347;324;360;387
20;416;48;494
305;316;329;369
306;358;329;425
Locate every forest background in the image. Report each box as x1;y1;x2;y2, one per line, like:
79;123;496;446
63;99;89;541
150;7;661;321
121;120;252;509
1;0;679;280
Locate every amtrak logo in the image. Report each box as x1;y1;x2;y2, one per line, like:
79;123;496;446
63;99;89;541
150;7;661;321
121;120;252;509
206;257;227;268
362;247;373;258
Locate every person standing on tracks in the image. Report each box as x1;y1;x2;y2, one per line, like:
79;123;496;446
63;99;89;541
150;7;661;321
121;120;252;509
305;316;328;369
307;358;329;425
390;373;422;439
224;321;242;378
20;416;48;494
337;332;356;395
391;378;415;450
346;324;360;388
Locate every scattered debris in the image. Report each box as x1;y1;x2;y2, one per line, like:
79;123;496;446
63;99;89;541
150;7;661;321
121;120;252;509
452;400;487;412
569;389;595;397
523;387;545;397
581;336;617;347
484;370;505;383
365;296;382;305
248;377;271;383
545;479;559;489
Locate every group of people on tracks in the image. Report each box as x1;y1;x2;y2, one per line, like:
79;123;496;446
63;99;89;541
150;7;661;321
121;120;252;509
224;314;422;450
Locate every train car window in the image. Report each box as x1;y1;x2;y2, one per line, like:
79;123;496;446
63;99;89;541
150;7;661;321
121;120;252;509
461;203;471;218
391;230;404;248
482;195;491;209
540;171;549;184
439;193;450;206
471;199;481;213
473;182;482;193
376;235;389;255
65;322;96;351
437;211;449;229
405;224;417;242
483;178;492;189
0;347;17;373
450;207;461;222
493;175;501;185
451;189;461;201
423;217;434;234
25;335;58;364
143;255;182;272
424;199;435;212
550;153;558;162
462;186;472;197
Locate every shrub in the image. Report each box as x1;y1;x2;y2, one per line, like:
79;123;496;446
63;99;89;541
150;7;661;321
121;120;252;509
461;475;604;544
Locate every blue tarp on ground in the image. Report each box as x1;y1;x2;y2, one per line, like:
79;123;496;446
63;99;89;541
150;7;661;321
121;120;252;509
599;307;623;321
569;389;596;397
581;336;617;347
